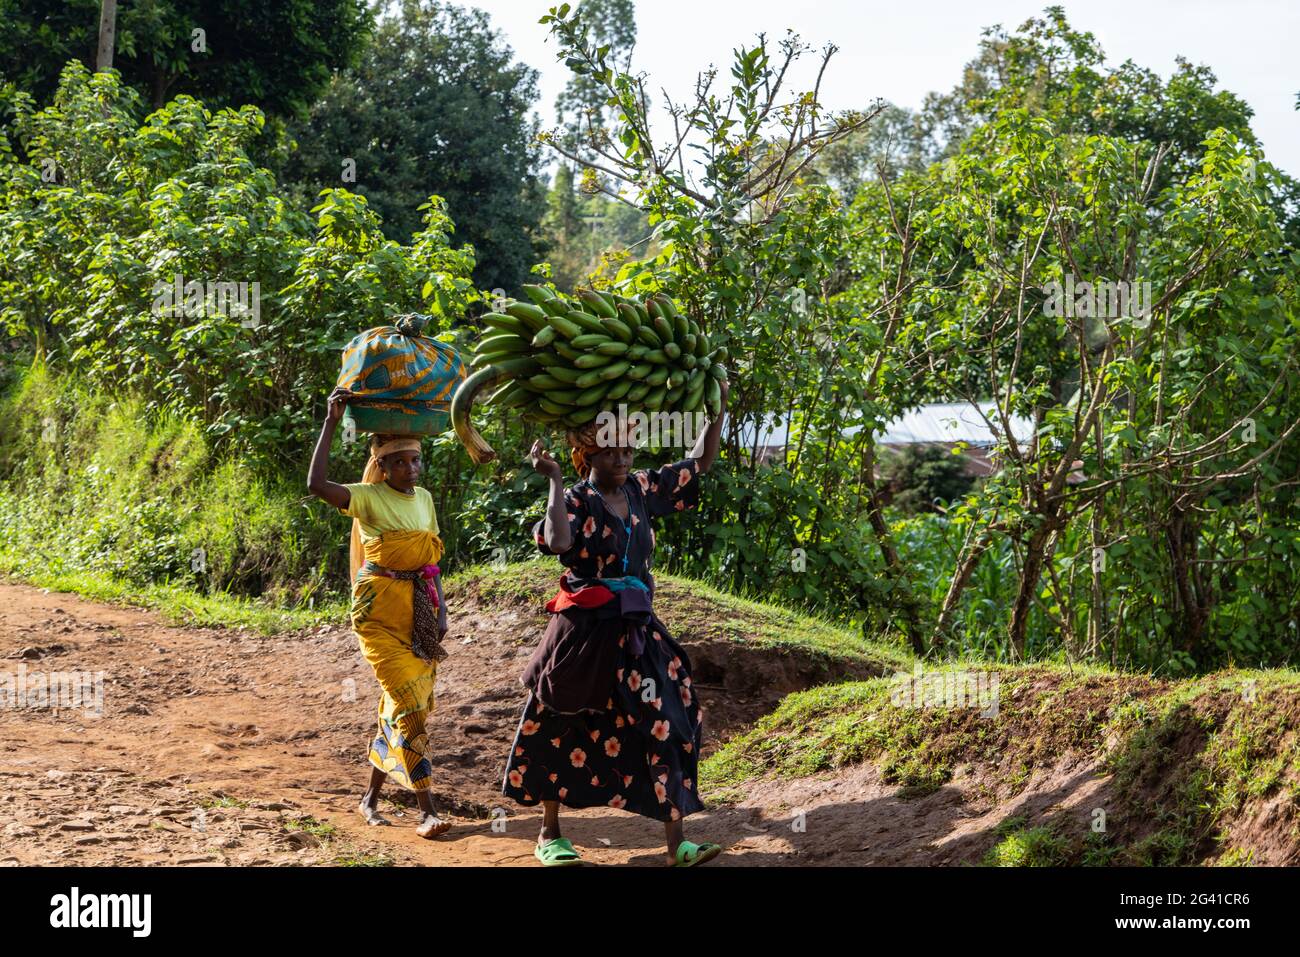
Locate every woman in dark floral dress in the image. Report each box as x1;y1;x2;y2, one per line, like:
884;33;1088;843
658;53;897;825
501;380;729;866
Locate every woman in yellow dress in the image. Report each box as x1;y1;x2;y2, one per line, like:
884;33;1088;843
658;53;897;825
308;387;452;838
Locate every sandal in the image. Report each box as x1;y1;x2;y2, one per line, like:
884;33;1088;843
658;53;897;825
534;837;583;867
672;840;722;867
415;814;452;839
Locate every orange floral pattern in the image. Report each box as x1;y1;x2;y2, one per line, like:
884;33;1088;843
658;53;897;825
502;651;705;823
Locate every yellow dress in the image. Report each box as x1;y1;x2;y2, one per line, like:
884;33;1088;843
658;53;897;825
339;484;444;791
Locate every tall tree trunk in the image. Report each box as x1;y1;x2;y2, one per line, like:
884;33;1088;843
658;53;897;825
1087;407;1108;657
1007;516;1061;659
1166;508;1208;655
96;0;117;71
934;532;993;639
861;447;925;655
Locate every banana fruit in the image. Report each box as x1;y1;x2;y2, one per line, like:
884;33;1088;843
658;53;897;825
450;285;727;462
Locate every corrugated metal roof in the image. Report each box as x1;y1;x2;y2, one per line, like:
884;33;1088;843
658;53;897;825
878;401;1034;447
739;401;1035;449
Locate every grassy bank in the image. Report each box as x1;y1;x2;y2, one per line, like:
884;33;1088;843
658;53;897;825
702;665;1300;864
0;358;362;628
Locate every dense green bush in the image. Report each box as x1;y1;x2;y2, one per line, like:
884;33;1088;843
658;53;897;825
0;62;478;468
878;445;977;514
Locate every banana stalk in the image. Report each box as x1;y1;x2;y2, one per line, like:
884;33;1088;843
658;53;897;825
451;365;511;464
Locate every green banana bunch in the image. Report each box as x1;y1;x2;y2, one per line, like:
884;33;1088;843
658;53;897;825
451;285;727;463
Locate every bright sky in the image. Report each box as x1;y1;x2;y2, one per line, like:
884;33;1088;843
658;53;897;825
458;0;1299;176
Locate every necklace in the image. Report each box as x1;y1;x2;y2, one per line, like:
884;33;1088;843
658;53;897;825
582;479;637;575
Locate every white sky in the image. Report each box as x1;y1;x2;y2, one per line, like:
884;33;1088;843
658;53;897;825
457;0;1299;176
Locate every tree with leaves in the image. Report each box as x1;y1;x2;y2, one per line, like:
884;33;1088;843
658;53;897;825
0;62;480;465
538;0;651;288
283;0;544;293
539;151;656;289
809;102;934;200
923;6;1260;183
0;0;371;116
540;2;1300;672
813;6;1291;219
553;0;637;151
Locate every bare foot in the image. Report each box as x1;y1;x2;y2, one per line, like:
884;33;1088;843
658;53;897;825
415;812;452;839
357;801;390;826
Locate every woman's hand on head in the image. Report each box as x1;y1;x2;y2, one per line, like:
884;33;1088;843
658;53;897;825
309;389;354;501
325;387;355;424
530;440;564;481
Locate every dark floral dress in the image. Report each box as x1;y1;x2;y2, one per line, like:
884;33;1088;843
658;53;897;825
500;457;704;822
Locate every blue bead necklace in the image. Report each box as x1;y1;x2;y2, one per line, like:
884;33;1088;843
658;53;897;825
582;478;637;574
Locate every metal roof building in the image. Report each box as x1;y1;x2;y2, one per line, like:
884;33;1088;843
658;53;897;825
739;401;1035;450
877;401;1035;447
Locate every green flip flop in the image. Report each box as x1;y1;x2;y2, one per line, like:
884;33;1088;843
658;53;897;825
673;840;722;867
534;837;583;867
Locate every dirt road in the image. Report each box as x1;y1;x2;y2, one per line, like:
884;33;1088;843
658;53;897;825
0;577;1070;866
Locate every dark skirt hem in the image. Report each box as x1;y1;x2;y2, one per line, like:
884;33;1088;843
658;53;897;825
501;789;706;823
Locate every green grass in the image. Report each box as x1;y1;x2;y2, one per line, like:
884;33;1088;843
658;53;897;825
1214;846;1257;866
655;566;912;670
0;359;355;630
334;852;396;867
981;817;1071;866
280;815;398;866
702;680;896;788
1101;668;1300;865
284;816;337;839
703;663;1084;795
0;563;348;635
283;815;399;866
200;795;250;810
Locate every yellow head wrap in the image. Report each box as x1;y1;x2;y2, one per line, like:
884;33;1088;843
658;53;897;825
348;434;423;583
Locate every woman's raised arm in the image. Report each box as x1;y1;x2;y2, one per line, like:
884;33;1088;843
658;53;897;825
688;376;729;474
531;439;573;554
307;387;355;510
